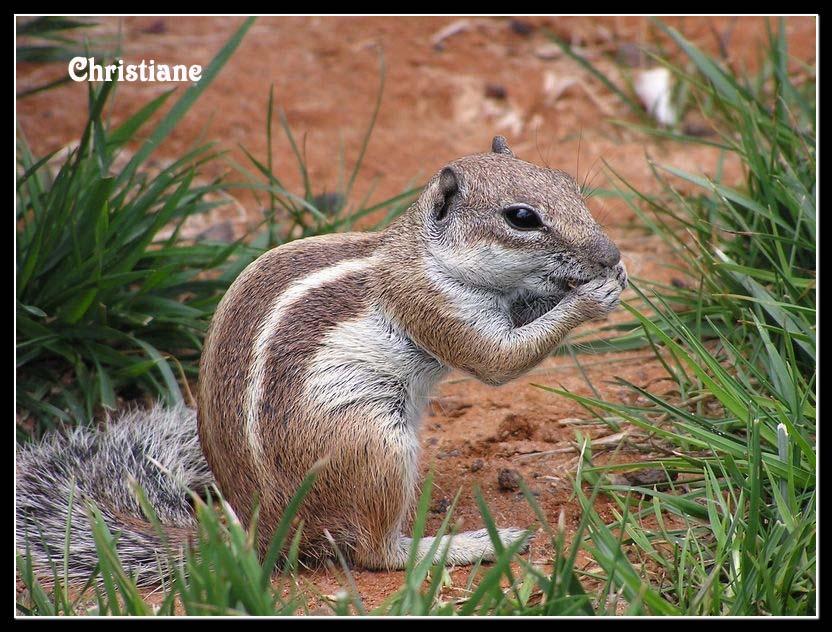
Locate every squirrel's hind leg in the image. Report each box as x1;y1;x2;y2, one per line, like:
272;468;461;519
334;410;531;570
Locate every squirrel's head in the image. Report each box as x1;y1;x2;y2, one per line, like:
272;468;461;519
415;136;620;300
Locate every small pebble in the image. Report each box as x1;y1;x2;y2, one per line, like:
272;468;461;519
610;468;679;488
534;42;562;60
431;497;451;514
509;19;535;36
616;42;644;68
142;20;166;35
485;83;508;100
470;458;484;472
682;121;715;137
498;468;521;491
312;192;345;216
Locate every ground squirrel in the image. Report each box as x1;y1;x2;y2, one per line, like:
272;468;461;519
16;136;627;584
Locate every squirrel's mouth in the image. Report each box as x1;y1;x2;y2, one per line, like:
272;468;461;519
551;274;591;293
549;263;620;292
508;274;592;328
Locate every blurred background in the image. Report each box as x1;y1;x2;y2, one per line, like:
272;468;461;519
16;16;816;232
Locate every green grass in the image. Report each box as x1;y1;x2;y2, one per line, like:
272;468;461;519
545;18;815;615
16;19;815;617
16;465;602;616
17;16;101;62
16;17;105;97
16;18;256;436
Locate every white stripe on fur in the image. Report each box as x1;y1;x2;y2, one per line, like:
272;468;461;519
245;257;375;472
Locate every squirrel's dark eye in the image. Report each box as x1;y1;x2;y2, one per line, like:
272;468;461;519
503;205;544;231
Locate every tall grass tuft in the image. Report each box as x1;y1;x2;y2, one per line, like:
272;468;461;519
544;19;815;615
16;19;256;435
16;16;104;97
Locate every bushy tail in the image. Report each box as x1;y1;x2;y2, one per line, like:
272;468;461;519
16;404;215;586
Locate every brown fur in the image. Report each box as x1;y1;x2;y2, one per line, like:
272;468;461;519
198;138;626;568
198;233;381;532
376;151;620;384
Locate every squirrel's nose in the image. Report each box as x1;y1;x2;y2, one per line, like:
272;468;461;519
590;235;621;268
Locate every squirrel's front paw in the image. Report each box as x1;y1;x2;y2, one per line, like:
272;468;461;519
574;263;627;320
613;262;628;291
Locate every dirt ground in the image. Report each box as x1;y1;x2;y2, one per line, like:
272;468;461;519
16;15;816;612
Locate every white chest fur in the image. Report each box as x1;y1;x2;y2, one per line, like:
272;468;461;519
303;308;449;432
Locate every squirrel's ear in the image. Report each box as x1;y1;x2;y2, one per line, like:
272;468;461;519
491;135;514;157
433;166;459;222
